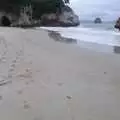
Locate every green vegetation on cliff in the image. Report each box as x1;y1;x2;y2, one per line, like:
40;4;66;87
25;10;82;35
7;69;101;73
0;0;66;18
32;0;65;19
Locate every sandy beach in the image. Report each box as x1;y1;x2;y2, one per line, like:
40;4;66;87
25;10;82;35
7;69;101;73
0;27;120;120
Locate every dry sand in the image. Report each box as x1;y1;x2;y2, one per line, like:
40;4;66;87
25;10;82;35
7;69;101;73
0;27;120;120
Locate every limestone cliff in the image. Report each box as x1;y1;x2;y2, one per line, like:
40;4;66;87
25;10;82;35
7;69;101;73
0;0;80;27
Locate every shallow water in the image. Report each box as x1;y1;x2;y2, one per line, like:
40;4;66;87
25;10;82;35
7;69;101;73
38;21;120;54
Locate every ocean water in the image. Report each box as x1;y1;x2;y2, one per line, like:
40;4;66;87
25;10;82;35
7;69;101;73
38;21;120;54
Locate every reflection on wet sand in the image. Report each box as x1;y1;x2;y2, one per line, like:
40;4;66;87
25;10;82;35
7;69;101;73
48;31;77;44
113;35;120;54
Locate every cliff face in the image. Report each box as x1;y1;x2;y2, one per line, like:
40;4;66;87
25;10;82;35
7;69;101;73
0;0;80;27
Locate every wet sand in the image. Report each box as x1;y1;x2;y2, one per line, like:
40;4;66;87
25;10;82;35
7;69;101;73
48;30;120;55
0;27;120;120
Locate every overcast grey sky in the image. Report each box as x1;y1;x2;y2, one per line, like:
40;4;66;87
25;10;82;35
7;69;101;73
70;0;120;21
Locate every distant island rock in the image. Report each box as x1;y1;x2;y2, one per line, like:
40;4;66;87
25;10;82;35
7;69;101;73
115;17;120;30
94;18;102;24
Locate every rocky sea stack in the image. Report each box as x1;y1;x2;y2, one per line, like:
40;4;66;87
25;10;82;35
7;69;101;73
0;0;80;27
115;17;120;30
94;18;102;24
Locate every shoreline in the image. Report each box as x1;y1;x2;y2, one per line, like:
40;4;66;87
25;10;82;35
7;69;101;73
46;29;120;55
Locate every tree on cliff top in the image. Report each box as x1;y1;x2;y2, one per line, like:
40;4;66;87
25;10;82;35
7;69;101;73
64;0;70;3
0;0;69;18
9;0;31;5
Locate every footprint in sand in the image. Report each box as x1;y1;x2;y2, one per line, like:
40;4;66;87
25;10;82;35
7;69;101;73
8;59;17;75
10;63;16;68
17;67;32;79
9;68;14;72
7;51;22;79
7;74;13;79
0;96;2;100
17;90;23;95
8;63;16;72
0;38;8;63
23;101;30;109
66;96;72;100
25;81;30;85
0;56;7;63
57;83;64;86
104;72;107;74
13;58;17;62
0;75;12;86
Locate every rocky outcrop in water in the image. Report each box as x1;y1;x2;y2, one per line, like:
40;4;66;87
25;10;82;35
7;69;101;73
41;5;80;27
94;18;102;24
115;17;120;30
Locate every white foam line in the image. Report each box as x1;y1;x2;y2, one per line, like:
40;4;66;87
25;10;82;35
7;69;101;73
38;27;120;47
